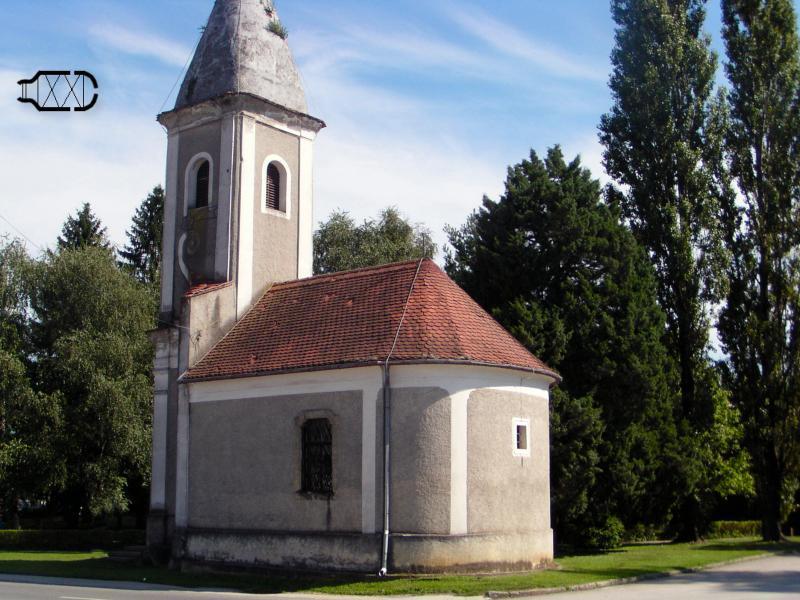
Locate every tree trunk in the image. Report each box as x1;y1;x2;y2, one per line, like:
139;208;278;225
7;495;20;530
673;494;703;542
760;455;787;542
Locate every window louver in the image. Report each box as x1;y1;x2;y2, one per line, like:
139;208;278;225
266;163;281;211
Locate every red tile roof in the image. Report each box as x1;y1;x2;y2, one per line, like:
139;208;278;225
183;259;558;382
184;281;234;298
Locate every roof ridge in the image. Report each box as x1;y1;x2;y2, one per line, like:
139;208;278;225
272;259;430;290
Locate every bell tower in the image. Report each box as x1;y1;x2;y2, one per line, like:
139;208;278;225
148;0;324;559
157;0;325;322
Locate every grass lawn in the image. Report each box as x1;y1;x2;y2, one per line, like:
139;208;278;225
0;538;797;596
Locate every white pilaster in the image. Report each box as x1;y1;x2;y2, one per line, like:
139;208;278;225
297;136;314;278
215;114;236;280
160;133;180;313
449;390;469;535
361;372;381;534
236;116;256;318
174;384;190;528
149;329;175;511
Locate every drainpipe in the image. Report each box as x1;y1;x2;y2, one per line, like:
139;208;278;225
379;361;392;577
378;259;425;577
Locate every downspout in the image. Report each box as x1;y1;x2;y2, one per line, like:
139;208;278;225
379;259;425;577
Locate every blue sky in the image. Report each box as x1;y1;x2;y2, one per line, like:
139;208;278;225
0;0;752;256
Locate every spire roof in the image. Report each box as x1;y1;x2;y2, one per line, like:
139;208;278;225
174;0;308;114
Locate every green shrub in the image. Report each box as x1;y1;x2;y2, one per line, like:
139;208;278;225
0;529;144;551
624;523;663;543
584;516;625;550
707;520;761;539
268;20;288;39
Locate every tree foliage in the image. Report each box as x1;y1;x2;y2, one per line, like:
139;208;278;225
599;0;731;540
57;203;111;252
119;186;165;286
446;147;682;542
718;0;800;541
28;247;155;522
314;207;436;275
0;240;63;528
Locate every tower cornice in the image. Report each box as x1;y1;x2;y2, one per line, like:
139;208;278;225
158;92;326;135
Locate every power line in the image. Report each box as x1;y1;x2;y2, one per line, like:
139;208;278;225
0;212;43;252
158;30;204;115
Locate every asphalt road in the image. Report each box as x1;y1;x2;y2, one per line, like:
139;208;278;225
0;555;796;600
550;554;800;599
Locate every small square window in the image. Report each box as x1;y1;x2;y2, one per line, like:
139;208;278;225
512;418;531;457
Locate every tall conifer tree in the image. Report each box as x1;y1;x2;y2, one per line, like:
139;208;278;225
57;203;110;252
719;0;800;541
599;0;727;540
446;148;681;543
120;186;165;286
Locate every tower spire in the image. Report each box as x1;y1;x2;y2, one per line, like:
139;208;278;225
175;0;308;114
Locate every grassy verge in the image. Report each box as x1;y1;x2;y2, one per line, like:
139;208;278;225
0;538;796;596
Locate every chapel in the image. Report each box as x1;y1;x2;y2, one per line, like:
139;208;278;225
147;0;558;573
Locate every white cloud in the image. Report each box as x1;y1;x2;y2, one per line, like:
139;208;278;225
88;23;193;68
445;5;608;83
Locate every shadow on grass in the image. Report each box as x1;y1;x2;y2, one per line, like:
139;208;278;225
696;540;800;553
0;553;385;595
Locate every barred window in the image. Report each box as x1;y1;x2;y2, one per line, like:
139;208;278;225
301;419;333;495
266;163;281;211
195;160;210;208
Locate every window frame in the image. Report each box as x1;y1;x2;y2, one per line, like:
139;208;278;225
260;154;291;218
300;418;333;496
184;152;215;215
512;417;531;458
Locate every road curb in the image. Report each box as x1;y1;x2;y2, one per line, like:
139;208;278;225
484;552;774;598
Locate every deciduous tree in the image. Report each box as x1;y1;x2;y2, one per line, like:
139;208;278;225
719;0;800;541
314;207;435;275
29;247;154;522
599;0;728;540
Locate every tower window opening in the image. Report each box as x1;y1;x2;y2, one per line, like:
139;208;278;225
195;160;210;209
266;162;281;212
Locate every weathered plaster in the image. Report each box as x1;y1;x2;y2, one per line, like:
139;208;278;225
174;0;308;115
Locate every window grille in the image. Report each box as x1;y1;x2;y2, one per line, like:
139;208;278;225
195;161;210;208
301;419;332;495
266;163;281;211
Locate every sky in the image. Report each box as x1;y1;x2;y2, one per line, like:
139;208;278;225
0;0;738;258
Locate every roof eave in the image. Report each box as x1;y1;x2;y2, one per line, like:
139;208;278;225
181;358;561;386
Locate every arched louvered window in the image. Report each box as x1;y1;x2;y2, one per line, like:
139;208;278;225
301;418;333;495
266;162;281;212
195;160;210;209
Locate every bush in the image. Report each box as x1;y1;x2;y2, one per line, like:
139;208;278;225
624;523;663;543
707;520;761;539
584;516;625;550
0;529;144;551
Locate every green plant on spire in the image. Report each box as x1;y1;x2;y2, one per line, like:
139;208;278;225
268;19;288;40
